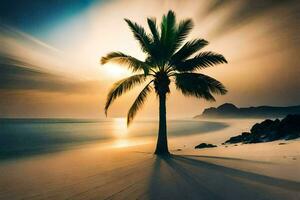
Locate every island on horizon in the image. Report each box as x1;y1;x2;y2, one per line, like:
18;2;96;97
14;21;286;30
195;103;300;118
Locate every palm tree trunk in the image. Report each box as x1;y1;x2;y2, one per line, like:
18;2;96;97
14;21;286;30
154;93;169;155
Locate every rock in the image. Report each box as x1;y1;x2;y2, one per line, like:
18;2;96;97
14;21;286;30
224;115;300;144
278;114;300;139
195;143;217;149
225;132;250;144
250;119;280;142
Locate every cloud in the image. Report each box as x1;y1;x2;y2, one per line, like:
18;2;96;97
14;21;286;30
0;54;101;93
205;0;300;38
0;24;105;94
0;24;108;118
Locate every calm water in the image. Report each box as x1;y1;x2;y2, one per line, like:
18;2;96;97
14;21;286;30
0;118;228;159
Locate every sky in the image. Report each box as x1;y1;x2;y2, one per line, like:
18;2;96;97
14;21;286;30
0;0;300;119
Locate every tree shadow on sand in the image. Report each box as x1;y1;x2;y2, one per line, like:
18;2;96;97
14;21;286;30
147;155;300;200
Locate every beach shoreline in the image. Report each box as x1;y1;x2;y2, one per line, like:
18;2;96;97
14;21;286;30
0;118;299;200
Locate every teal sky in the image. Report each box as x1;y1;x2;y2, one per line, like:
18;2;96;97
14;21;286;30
0;0;107;37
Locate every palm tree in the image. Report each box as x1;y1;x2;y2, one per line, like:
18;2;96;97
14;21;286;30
101;10;227;155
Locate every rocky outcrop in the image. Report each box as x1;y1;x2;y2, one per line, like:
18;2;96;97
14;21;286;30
224;115;300;144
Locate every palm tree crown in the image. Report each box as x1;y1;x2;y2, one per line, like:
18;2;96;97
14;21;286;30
101;10;227;154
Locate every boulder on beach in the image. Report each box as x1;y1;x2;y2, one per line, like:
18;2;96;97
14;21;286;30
195;143;217;149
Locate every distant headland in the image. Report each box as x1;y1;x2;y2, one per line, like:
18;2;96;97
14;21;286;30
194;103;300;118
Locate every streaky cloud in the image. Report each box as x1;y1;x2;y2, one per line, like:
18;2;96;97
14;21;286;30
0;55;99;93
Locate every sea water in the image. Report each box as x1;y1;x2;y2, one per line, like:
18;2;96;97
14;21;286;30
0;118;227;159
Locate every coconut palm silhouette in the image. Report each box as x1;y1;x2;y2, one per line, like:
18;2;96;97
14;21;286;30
101;10;227;155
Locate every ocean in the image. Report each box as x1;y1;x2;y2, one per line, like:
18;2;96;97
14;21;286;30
0;118;228;159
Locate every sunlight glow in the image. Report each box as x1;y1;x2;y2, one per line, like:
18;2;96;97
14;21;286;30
103;64;131;78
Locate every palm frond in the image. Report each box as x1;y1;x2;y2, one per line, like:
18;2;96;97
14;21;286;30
172;19;193;53
160;10;177;58
160;10;176;43
101;52;149;74
105;74;147;115
171;39;208;63
127;82;153;125
124;19;153;55
147;18;160;44
175;72;227;101
173;51;227;72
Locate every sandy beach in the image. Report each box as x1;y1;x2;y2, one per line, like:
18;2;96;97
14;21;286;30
0;119;299;200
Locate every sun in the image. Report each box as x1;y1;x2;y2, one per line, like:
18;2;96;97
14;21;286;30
103;64;131;78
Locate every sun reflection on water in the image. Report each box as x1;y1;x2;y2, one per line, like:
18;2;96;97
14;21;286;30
112;117;128;138
111;118;151;148
112;118;130;147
